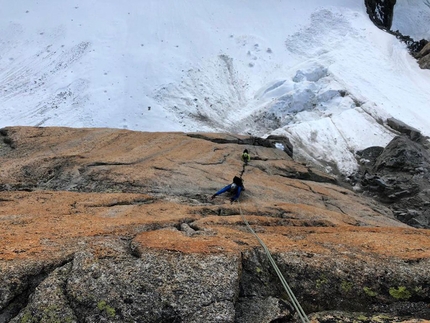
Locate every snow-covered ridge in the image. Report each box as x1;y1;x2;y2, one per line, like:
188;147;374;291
1;0;430;176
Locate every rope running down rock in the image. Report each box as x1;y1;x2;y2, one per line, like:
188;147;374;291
237;199;309;322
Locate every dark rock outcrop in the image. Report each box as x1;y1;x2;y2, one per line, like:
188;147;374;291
364;0;397;29
357;134;430;228
391;33;429;64
387;117;424;142
414;42;430;69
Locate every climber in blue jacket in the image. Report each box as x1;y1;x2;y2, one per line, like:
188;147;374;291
211;176;245;203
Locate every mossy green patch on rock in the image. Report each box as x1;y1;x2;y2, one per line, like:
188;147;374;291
363;287;377;297
316;274;328;289
341;280;353;292
389;286;411;300
97;300;116;318
20;311;32;323
372;314;392;321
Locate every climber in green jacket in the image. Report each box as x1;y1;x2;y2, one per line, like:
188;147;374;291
241;149;250;165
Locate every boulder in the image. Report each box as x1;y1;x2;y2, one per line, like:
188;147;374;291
416;42;430;69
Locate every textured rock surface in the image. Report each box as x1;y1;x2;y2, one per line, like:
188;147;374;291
415;42;430;69
356;133;430;229
0;127;429;323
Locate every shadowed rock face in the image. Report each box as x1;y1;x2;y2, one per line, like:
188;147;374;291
0;127;429;323
364;0;397;29
414;42;430;69
354;118;430;229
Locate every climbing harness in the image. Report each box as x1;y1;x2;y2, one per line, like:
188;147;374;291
237;200;310;323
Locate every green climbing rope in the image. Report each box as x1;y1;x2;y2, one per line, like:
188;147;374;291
238;200;310;323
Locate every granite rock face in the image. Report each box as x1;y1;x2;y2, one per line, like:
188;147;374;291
0;127;429;323
355;119;430;229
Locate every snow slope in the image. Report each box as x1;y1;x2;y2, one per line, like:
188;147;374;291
1;0;430;175
392;0;430;40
